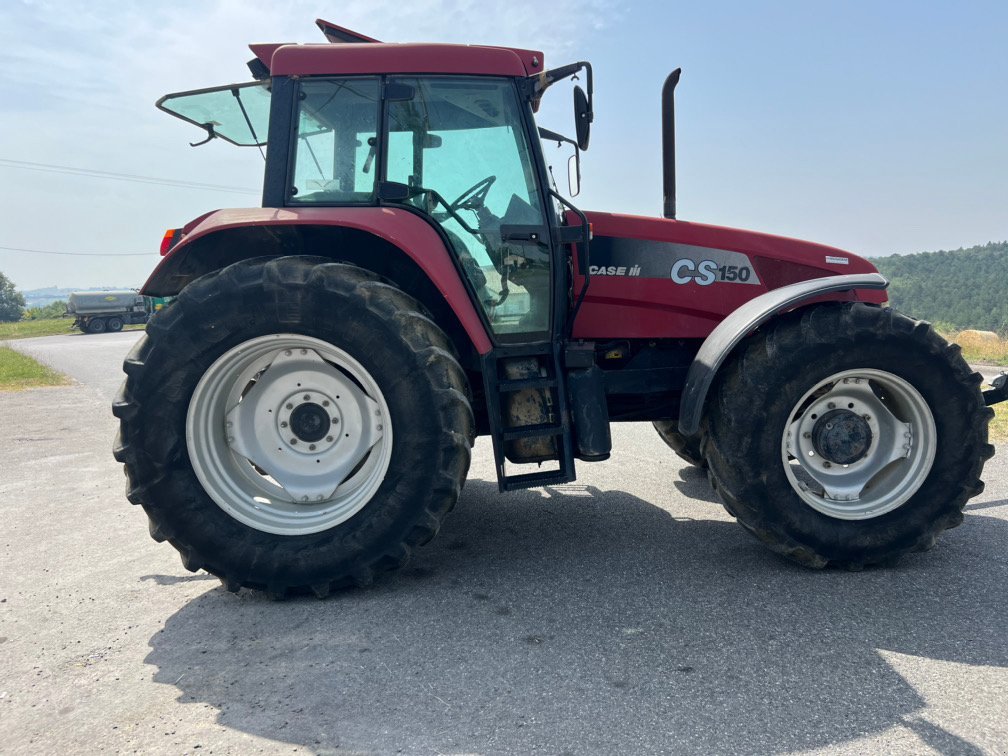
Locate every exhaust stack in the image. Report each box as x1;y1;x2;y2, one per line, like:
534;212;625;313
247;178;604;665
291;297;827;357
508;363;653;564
662;68;682;220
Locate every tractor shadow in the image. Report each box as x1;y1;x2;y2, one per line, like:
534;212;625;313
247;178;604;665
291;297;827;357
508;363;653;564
144;483;1008;754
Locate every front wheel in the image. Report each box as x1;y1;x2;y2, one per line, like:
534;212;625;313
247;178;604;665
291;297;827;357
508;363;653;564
113;257;474;596
652;420;706;468
703;303;995;568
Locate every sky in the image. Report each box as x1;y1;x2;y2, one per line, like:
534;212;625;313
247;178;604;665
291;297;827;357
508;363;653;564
0;0;1005;291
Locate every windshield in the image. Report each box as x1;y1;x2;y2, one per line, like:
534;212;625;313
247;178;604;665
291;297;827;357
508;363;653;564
157;81;271;147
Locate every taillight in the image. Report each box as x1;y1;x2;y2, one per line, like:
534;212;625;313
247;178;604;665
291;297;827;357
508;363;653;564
160;228;181;256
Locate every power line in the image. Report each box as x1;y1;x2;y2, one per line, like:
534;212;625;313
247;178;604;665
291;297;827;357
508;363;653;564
0;158;260;195
0;245;152;257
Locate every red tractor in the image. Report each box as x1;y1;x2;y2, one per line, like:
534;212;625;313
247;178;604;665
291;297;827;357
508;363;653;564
114;20;1005;596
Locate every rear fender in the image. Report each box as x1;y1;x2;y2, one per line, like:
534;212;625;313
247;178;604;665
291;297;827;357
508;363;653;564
143;207;492;355
678;273;889;436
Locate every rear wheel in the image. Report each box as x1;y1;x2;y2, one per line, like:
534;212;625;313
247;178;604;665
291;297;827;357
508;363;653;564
106;317;124;332
652;420;706;468
703;303;994;568
113;257;474;596
86;318;106;334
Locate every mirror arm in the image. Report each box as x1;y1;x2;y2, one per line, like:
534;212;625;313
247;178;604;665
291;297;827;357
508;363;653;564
533;61;593;107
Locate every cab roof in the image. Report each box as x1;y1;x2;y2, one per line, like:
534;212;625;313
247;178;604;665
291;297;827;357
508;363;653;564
248;20;543;79
251;42;544;78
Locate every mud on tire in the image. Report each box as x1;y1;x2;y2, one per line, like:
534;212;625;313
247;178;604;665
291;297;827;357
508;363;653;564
113;257;474;597
702;302;995;568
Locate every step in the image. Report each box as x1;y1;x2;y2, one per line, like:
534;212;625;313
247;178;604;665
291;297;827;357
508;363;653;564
498;377;557;392
501;423;565;441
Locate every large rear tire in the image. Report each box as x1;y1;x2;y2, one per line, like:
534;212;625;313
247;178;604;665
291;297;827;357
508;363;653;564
703;303;995;568
86;318;106;334
113;257;474;596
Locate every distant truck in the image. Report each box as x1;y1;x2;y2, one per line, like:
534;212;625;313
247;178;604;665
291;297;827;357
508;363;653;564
65;291;169;334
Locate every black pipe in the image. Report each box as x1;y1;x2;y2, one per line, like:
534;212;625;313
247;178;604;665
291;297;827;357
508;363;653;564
662;68;682;220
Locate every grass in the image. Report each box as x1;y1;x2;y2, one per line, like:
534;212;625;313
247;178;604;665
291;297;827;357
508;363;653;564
990;404;1007;441
941;328;1008;366
0;318;145;340
0;346;69;391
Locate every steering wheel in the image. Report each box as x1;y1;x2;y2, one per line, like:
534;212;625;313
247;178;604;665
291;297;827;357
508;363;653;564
448;175;496;212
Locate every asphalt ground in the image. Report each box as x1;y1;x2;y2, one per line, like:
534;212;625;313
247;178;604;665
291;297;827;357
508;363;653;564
1;331;1006;754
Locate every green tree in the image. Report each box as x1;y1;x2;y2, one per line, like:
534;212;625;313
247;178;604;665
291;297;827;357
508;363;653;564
0;271;26;323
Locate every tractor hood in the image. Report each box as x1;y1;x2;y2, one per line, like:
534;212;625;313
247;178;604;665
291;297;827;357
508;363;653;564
570;211;886;340
583;212;880;287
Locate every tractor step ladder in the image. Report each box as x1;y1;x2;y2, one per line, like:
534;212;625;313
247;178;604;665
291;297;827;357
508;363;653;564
481;342;576;491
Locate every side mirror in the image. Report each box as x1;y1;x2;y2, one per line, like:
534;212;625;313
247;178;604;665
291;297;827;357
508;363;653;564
573;85;591;151
567;152;581;197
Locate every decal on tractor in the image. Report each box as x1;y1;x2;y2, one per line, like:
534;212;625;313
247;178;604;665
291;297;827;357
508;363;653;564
588;236;760;286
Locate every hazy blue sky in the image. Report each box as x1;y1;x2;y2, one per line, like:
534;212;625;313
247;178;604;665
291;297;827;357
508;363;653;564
0;0;1005;290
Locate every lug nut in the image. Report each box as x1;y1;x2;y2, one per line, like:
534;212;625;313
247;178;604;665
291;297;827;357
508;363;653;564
803;432;811;439
304;394;311;401
290;438;298;445
286;403;294;410
326;436;333;442
280;421;288;428
332;417;339;424
863;414;871;421
322;400;329;407
827;402;836;409
309;444;317;451
285;350;292;356
377;424;383;431
300;349;307;355
823;461;832;468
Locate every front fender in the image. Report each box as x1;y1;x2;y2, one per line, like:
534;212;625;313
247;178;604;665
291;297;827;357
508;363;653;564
678;273;889;436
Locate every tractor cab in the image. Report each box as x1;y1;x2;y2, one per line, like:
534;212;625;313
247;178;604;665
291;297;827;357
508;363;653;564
157;30;602;488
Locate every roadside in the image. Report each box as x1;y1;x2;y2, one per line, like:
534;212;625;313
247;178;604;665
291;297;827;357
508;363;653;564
0;318;144;340
0;345;69;390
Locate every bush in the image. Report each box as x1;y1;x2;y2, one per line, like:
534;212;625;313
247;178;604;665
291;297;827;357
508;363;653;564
0;271;26;323
24;301;68;320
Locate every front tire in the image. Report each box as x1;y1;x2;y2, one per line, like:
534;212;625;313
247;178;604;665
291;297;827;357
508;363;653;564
113;257;474;596
652;420;706;468
703;303;995;568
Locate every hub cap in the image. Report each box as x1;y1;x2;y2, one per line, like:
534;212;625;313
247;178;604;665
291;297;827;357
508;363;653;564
781;369;936;520
187;334;393;535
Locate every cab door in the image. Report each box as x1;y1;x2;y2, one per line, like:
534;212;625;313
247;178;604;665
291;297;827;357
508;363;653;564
382;76;555;344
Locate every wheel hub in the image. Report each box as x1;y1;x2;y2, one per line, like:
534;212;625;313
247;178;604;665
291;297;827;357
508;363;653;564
811;409;873;465
782;369;936;519
187;334;394;536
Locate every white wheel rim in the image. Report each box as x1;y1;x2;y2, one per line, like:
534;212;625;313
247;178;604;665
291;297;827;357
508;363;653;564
781;368;936;520
186;334;393;535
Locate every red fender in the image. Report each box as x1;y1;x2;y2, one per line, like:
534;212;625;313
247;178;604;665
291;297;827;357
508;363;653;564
144;207;493;354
